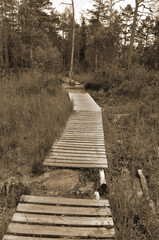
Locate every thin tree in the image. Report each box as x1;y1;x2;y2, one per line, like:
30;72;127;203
61;1;75;83
127;0;154;69
69;0;75;83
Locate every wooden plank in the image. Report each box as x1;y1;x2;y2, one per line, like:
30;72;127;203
45;160;107;165
20;195;110;207
55;137;103;141
62;137;104;140
52;145;105;150
64;131;104;134
3;236;114;240
69;118;102;121
57;142;105;146
13;213;114;226
50;151;106;157
65;129;103;131
44;162;108;169
7;223;115;238
69;118;102;120
53;145;106;150
58;138;104;145
48;155;106;160
51;149;106;154
16;203;111;216
65;128;103;131
63;133;104;136
66;124;102;126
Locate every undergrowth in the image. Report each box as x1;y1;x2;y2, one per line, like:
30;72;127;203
0;70;73;181
75;64;159;239
103;102;159;240
0;70;73;239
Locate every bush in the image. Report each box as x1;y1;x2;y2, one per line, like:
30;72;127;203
84;81;104;91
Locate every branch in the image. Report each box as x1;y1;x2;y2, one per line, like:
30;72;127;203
60;2;71;6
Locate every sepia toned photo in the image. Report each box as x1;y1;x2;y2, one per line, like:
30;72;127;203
0;1;159;239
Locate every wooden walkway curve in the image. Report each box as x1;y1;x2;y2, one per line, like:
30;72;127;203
3;91;115;240
44;93;108;169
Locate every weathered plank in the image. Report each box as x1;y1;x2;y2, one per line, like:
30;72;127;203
3;237;114;240
52;144;106;150
45;160;107;165
20;195;109;207
44;162;107;169
57;142;105;146
50;151;106;157
3;237;113;240
7;223;115;238
51;147;105;152
13;213;114;226
16;203;111;216
48;154;106;160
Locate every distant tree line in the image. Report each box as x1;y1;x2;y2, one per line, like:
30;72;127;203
0;0;159;74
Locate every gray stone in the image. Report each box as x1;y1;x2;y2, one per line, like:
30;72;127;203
42;170;79;193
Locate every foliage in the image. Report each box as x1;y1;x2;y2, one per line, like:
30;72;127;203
85;64;159;239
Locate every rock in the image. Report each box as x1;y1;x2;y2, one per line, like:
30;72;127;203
42;170;79;194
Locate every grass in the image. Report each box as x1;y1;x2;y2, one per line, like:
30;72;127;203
103;102;159;240
0;71;72;180
75;65;159;239
0;70;73;238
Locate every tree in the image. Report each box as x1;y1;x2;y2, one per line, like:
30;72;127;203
127;0;155;69
69;0;75;82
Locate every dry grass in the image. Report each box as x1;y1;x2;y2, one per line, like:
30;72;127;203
103;103;159;239
79;65;159;239
0;70;73;238
0;70;73;180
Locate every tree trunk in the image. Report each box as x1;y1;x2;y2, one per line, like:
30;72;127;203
128;0;139;69
4;35;9;70
95;47;98;72
69;0;75;83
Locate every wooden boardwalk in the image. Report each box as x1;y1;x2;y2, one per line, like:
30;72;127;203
44;93;108;169
3;195;115;240
3;91;115;239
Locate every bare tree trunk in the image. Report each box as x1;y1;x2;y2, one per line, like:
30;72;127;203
30;30;33;68
69;0;75;83
4;35;9;71
128;0;139;69
95;47;98;72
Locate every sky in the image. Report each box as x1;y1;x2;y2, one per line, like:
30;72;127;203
51;0;135;22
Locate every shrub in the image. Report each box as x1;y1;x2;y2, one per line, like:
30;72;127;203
84;81;104;91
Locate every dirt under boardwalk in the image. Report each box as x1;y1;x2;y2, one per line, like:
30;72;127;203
44;92;108;169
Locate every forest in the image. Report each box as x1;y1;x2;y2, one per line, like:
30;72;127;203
0;0;159;240
0;0;159;73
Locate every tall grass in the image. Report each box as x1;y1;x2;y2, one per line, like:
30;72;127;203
0;71;73;181
0;70;73;238
77;64;159;239
103;103;159;239
100;67;159;239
